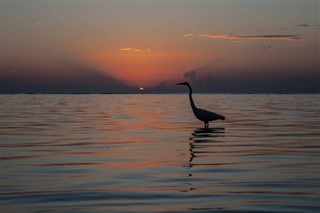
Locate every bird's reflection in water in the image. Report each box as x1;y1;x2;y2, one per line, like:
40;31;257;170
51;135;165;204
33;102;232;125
188;127;225;165
183;127;225;192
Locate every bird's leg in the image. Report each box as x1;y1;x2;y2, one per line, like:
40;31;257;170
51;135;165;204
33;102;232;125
204;122;208;129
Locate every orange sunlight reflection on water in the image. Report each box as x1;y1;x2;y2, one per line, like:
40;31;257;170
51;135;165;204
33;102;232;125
1;94;320;213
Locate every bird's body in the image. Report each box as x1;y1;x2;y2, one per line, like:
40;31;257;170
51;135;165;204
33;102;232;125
177;82;225;128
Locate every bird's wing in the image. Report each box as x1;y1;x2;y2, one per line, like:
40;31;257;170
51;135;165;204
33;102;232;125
196;108;225;121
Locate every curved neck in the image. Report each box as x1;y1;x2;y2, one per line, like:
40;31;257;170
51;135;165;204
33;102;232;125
187;84;197;111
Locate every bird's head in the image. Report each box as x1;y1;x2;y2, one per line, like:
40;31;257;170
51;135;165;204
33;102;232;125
176;82;190;86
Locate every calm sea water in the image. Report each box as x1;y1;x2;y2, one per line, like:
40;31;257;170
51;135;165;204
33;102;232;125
1;94;319;213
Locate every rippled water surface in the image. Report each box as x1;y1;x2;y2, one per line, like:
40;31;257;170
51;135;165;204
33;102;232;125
1;94;320;212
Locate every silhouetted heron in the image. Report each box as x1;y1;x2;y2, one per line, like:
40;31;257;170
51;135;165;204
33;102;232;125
177;82;225;128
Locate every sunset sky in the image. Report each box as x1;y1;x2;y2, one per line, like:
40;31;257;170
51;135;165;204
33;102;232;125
2;0;319;93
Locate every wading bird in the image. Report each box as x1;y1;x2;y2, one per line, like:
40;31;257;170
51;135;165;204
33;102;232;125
176;82;225;128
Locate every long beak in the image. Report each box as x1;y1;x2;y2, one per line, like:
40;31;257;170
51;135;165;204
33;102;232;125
176;82;185;85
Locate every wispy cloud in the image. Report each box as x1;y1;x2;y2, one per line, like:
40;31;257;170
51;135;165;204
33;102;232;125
35;21;43;27
119;47;151;52
119;48;133;51
183;33;194;37
297;24;310;27
185;33;302;41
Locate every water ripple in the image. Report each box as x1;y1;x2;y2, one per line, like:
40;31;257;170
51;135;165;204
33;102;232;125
1;94;319;212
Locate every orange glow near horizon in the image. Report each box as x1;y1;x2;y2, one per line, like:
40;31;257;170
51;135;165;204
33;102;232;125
3;1;319;92
84;47;211;86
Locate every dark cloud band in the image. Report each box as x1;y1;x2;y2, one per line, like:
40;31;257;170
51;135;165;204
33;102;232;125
184;33;302;41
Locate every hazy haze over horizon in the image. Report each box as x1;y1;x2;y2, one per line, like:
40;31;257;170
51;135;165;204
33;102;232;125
2;0;319;93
